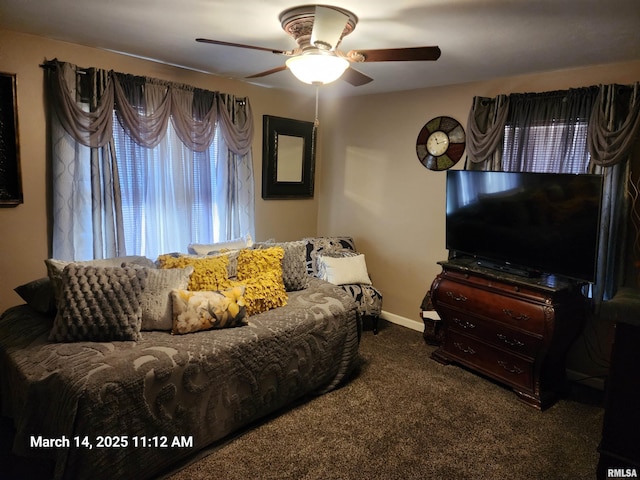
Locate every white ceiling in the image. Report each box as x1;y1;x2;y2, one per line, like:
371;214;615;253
2;0;639;97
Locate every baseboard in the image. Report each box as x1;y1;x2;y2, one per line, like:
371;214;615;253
380;311;424;332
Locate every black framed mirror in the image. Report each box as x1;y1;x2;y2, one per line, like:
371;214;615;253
262;115;315;199
0;72;23;207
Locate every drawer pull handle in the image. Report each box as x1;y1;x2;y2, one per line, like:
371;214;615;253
497;333;524;347
454;318;476;329
497;360;524;375
453;342;476;355
502;309;530;322
446;291;468;302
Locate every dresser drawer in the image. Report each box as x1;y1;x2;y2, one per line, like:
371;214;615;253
443;330;534;392
433;277;548;335
440;268;553;302
438;305;542;359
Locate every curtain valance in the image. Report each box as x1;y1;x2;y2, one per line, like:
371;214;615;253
588;83;640;166
45;59;253;154
467;83;640;169
466;94;509;165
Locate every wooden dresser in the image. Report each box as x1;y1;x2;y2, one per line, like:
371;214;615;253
430;259;587;410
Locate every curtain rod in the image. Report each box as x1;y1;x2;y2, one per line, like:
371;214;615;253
40;61;249;104
40;62;87;74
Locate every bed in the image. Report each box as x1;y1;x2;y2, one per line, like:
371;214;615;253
0;276;360;479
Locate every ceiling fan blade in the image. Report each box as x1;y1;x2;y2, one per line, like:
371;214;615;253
341;66;373;86
196;38;288;55
245;65;288;79
349;46;441;62
311;6;349;51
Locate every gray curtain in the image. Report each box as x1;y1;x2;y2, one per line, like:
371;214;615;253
502;88;598;173
588;83;640;166
587;83;640;302
45;59;254;260
49;64;125;260
219;94;255;240
464;83;640;304
48;60;253;152
465;94;509;170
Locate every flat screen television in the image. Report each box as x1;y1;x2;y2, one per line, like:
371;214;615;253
446;170;603;283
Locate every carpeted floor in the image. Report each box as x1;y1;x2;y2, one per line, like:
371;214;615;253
163;320;604;480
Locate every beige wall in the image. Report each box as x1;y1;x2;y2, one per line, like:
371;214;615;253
319;60;640;328
0;29;317;311
1;27;639;327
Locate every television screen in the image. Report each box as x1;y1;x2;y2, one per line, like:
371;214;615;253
446;170;603;283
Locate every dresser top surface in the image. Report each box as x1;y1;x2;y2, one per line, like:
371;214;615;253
439;258;582;293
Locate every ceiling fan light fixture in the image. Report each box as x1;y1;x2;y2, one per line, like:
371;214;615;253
285;53;349;85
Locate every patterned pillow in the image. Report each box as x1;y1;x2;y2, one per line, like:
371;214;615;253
228;246;288;316
303;237;357;276
253;240;308;291
170;286;247;334
48;264;148;342
134;266;194;331
157;253;229;291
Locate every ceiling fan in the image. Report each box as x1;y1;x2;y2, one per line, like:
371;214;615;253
196;4;441;87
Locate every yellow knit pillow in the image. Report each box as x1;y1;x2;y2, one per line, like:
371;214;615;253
158;248;287;317
230;246;287;316
157;254;229;291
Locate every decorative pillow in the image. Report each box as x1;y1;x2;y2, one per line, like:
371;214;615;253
187;234;253;255
216;249;241;278
157;253;229;291
228;247;288;316
304;236;357;276
317;254;372;286
14;277;57;315
170;286;247;334
48;264;148;342
253;240;308;291
46;256;154;307
132;265;194;331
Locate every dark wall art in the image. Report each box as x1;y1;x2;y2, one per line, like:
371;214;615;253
262;115;315;199
0;72;23;207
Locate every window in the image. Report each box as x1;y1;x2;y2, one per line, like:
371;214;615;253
503;120;591;173
113;114;225;260
47;61;254;262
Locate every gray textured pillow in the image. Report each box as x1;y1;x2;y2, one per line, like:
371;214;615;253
254;240;308;291
137;266;194;331
46;256;155;308
48;264;148;342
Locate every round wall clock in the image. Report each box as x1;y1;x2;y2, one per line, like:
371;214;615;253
416;116;466;171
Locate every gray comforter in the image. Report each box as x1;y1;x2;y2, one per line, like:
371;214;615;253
0;277;360;479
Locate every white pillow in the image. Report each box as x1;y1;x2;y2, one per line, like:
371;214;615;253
188;234;253;255
318;254;372;285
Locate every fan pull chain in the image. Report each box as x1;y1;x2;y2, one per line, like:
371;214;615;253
312;86;319;163
314;86;320;127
